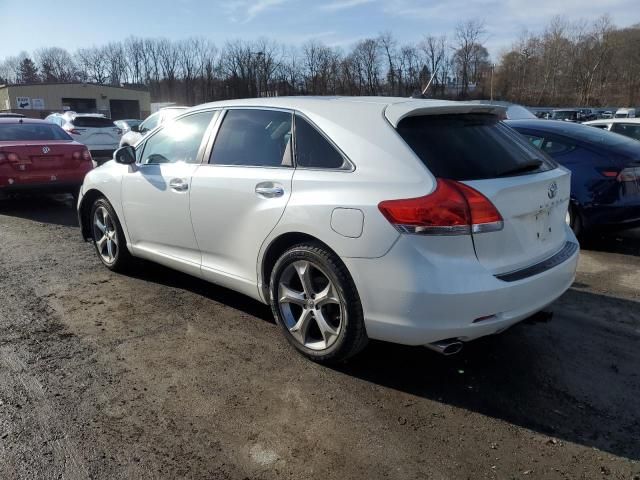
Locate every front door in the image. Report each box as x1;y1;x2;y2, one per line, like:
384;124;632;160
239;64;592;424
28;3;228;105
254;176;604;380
121;110;217;275
190;108;294;298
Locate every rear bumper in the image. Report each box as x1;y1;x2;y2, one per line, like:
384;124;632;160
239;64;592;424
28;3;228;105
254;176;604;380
0;182;81;198
343;228;579;346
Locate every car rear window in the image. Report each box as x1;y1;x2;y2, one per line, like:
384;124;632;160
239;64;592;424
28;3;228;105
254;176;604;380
72;117;115;128
396;114;554;181
0;123;72;141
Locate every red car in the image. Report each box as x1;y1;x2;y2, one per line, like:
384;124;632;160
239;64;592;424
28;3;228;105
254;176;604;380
0;118;93;200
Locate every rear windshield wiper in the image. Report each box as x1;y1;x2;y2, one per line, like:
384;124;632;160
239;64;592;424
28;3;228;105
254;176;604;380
496;160;543;177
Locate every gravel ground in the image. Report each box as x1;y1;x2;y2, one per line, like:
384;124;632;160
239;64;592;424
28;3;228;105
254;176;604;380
0;195;639;480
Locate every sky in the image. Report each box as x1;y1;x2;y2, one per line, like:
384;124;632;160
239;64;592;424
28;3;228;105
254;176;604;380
1;0;639;60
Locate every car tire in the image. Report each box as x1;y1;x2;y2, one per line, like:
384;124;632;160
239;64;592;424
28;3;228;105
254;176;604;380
90;197;133;272
269;243;368;364
567;204;583;238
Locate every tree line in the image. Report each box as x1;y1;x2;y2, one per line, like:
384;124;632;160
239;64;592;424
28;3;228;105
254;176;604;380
1;15;638;108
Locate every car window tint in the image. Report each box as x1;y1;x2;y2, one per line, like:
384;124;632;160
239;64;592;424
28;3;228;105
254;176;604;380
294;115;346;169
396;114;554;180
0;123;72;141
542;139;575;156
140;111;214;165
72;117;115;128
140;113;160;132
210;109;292;167
611;123;640;141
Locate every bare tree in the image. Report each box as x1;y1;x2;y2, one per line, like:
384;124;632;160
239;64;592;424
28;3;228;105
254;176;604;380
453;20;485;97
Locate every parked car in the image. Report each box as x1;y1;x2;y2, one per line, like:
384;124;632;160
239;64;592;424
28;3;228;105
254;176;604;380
615;107;636;119
551;109;583;122
508;119;640;236
45;112;121;164
601;111;613;119
469;100;537;120
584;118;640;142
0;118;93;200
77;98;578;363
114;119;142;134
119;107;187;147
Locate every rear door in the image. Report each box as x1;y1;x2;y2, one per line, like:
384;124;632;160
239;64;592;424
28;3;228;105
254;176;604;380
189;108;294;295
70;116;121;149
394;113;571;274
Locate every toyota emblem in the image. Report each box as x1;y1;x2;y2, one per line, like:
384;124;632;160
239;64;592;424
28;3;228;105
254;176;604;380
42;146;50;154
548;181;558;199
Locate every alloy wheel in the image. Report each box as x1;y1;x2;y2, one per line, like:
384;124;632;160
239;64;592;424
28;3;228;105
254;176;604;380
92;206;119;264
277;260;344;350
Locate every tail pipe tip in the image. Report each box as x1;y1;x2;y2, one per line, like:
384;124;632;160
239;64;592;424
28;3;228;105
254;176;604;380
425;339;464;356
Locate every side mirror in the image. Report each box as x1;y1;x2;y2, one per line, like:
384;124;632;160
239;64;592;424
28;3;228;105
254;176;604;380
130;125;140;133
114;145;136;165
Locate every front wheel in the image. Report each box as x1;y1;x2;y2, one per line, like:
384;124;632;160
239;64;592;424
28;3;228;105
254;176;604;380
269;243;368;364
90;197;133;272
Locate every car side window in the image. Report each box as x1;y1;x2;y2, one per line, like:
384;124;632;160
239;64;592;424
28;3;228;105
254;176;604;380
210;109;293;167
294;115;346;169
140;111;215;165
611;123;640;140
542;138;575;156
139;113;160;133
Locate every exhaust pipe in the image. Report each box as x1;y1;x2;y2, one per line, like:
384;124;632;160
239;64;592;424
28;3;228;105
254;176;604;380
425;339;464;356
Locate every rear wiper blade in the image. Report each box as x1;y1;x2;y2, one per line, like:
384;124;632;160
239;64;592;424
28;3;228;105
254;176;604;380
496;160;542;177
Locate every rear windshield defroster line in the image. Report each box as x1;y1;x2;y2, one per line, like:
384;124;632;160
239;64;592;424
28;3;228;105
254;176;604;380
396;114;556;181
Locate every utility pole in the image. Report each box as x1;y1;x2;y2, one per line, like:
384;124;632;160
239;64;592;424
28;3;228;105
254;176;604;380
490;63;495;101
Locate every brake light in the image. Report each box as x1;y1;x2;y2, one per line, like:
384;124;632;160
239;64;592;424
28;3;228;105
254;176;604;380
378;179;504;235
600;170;619;178
617;166;640;182
72;149;93;162
0;152;21;164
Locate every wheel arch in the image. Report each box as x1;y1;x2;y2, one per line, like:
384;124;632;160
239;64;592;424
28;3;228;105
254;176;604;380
259;232;343;302
78;188;105;241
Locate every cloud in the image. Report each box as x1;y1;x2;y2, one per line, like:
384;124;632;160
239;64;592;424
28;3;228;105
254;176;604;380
222;0;289;23
319;0;375;12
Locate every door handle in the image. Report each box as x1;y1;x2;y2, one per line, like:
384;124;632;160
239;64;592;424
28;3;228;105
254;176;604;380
255;183;284;198
169;178;188;191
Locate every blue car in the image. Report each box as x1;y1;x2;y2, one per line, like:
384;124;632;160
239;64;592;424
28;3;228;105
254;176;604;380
507;120;640;236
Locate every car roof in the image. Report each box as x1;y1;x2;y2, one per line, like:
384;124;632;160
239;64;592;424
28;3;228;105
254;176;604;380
189;96;506;128
0;117;51;125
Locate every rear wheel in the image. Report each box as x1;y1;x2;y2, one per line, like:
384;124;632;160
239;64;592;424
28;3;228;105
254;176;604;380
269;243;368;364
90;197;133;272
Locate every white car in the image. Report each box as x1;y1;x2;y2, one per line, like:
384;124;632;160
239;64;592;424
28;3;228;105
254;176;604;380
46;112;121;163
119;106;187;147
77;97;579;363
584;118;640;142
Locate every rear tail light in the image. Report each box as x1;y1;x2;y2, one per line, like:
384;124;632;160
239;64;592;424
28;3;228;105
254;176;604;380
617;166;640;182
600;170;619;178
73;149;92;161
378;179;504;235
0;152;20;163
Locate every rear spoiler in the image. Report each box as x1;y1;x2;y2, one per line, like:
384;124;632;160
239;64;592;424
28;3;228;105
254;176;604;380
384;100;507;128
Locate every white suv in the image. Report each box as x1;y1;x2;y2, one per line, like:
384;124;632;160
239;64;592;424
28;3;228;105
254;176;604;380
46;112;121;163
77;97;579;363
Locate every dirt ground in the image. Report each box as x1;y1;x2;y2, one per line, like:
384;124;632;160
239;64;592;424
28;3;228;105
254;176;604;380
0;195;639;480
